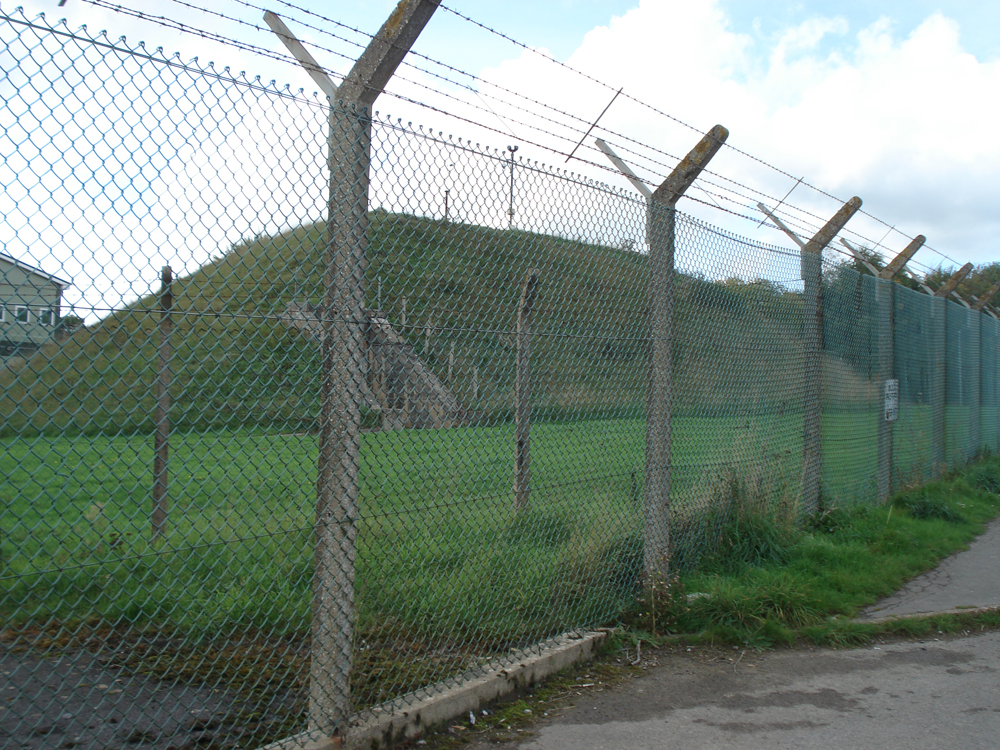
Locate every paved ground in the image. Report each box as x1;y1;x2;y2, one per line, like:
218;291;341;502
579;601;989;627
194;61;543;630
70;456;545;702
464;632;1000;750
456;516;1000;750
858;515;1000;619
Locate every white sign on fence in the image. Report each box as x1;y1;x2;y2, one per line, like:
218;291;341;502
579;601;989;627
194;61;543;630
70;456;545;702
884;379;899;422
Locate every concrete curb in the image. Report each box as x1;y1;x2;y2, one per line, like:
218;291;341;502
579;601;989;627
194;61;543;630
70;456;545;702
260;630;610;750
857;604;1000;625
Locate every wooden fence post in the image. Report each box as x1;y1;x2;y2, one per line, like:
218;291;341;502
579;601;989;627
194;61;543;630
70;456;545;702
152;264;172;540
514;270;539;510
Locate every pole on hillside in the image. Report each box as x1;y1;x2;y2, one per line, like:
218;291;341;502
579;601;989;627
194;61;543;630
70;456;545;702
514;270;539;510
643;125;728;579
152;265;172;540
267;2;440;737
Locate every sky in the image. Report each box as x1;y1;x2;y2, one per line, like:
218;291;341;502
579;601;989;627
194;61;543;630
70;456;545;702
5;0;1000;312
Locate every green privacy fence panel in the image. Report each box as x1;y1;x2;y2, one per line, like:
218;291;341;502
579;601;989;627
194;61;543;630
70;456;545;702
893;283;942;484
945;302;980;465
2;8;999;749
820;263;880;505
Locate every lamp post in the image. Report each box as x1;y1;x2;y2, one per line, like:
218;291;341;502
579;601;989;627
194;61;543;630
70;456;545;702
507;144;518;228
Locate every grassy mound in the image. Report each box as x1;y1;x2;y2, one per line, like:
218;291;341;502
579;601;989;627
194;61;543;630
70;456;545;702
0;211;809;437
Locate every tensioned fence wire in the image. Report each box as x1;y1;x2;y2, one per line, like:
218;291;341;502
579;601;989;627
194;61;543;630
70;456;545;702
2;7;999;749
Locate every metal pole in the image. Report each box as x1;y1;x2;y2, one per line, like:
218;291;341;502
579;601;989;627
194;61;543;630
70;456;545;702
152;265;172;540
507;144;518;228
514;269;539;510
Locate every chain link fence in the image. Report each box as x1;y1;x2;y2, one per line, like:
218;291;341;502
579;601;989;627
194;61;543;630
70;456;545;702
2;8;999;749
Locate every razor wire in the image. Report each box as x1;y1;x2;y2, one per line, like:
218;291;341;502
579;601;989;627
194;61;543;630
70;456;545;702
2;8;999;749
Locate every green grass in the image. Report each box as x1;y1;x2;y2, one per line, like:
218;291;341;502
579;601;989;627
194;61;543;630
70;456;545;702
621;456;1000;648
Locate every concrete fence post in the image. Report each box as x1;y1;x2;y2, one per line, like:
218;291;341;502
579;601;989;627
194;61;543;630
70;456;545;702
799;198;862;515
874;235;925;499
642;124;728;578
266;1;441;737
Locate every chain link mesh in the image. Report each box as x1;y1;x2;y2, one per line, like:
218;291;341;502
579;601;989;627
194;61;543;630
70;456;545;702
2;8;999;749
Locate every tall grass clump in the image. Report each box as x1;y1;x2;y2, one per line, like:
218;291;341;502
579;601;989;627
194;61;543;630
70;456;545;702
674;457;799;574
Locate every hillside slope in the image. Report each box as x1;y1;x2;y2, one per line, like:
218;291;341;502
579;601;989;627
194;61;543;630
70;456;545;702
0;211;812;436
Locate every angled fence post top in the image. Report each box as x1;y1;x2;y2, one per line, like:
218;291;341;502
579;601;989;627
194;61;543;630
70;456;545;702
266;1;439;107
934;262;974;298
263;12;338;101
651;125;729;206
757;202;806;249
880;235;926;280
973;279;1000;311
337;0;440;107
841;238;879;276
802;197;863;255
594;138;653;199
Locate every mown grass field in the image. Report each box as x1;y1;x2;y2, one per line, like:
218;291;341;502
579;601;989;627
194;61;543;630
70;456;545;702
3;404;962;634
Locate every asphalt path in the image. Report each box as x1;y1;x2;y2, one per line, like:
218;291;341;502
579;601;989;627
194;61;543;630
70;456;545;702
859;515;1000;619
465;632;1000;750
462;516;1000;750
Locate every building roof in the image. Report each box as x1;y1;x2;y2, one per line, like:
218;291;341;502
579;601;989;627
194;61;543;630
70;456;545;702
0;251;72;289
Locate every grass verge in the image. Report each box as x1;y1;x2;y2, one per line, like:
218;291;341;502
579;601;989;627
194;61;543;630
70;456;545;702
620;455;1000;648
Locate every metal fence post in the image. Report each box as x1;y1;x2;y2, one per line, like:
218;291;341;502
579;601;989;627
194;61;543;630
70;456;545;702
152;264;172;539
514;269;539;510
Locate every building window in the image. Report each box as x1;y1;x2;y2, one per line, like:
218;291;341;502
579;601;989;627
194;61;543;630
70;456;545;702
14;306;29;324
0;307;4;323
38;308;55;326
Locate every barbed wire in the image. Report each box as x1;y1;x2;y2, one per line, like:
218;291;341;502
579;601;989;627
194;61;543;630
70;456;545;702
136;0;936;266
63;0;962;274
436;3;964;270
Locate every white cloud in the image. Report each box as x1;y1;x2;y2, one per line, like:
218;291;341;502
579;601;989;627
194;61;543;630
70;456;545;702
469;1;1000;271
6;0;998;295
